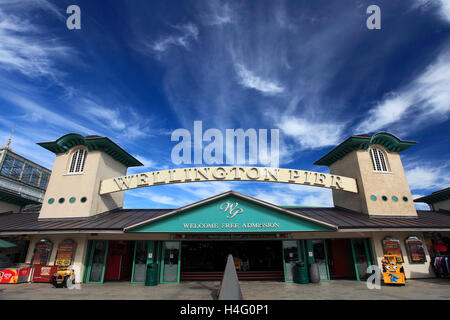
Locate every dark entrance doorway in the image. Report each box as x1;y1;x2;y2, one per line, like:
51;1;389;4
180;241;283;281
326;239;356;280
104;240;135;281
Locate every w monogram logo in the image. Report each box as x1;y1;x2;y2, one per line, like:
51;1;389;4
219;201;244;219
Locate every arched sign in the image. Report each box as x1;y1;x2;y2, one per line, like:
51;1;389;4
99;166;358;195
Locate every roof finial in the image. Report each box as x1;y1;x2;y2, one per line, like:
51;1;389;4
5;126;15;151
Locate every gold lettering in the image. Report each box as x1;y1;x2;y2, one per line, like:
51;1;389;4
152;171;165;184
194;167;210;180
304;171;312;184
289;169;300;182
184;168;192;182
168;169;181;183
138;173;149;186
230;166;245;180
264;168;279;181
246;167;260;179
212;167;226;179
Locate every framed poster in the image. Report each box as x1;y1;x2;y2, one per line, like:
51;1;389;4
54;240;76;267
405;236;426;263
31;239;52;265
382;238;403;262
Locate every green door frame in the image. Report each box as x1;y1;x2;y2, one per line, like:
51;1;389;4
85;240;109;284
159;240;181;284
82;240;93;283
282;240;303;283
307;239;330;282
350;238;373;282
131;240;153;284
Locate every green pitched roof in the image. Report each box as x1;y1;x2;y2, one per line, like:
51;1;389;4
414;188;450;204
37;133;143;168
314;132;417;166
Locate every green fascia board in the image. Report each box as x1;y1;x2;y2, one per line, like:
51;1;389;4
37;133;143;167
414;188;450;204
314;132;417;166
128;195;334;233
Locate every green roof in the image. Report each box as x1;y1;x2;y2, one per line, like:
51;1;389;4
37;133;143;168
414;188;450;204
314;132;417;166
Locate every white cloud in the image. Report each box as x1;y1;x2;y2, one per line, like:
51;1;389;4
0;7;71;79
235;63;285;95
0;91;98;135
355;48;450;133
412;0;450;23
76;98;151;140
405;165;450;191
202;1;233;26
252;184;333;207
150;23;199;53
279;116;345;149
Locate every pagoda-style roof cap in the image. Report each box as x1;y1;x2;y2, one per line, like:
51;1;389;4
37;133;143;168
314;132;417;166
414;188;450;204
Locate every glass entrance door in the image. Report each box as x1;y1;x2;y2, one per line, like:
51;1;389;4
311;239;329;281
161;241;180;283
283;241;298;282
132;240;149;283
87;240;108;283
351;239;372;281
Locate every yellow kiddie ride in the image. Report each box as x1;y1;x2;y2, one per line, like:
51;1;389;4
51;267;75;288
381;255;406;285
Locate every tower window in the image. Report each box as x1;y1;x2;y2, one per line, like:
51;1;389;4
370;148;389;172
69;148;87;173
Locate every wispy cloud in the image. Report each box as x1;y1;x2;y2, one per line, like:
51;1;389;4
412;0;450;23
149;23;199;53
234;63;285;95
76;98;151;140
355;47;450;134
0;7;71;80
279;116;346;149
202;1;233;26
405;163;450;191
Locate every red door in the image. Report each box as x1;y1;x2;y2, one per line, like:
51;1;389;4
329;239;353;278
104;255;122;280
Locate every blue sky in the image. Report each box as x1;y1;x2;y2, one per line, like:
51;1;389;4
0;0;449;209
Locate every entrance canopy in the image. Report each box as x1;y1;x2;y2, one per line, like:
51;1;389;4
125;191;337;233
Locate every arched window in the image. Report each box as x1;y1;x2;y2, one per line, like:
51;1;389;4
405;236;427;264
370;148;389;172
68;148;87;173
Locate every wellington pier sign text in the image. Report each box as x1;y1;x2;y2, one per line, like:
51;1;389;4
99;166;358;195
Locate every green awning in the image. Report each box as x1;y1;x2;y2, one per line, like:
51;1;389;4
0;239;16;248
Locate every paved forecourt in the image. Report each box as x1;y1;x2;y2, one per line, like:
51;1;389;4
0;279;449;300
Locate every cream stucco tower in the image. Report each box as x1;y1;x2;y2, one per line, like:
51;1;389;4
314;132;417;217
37;134;143;219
